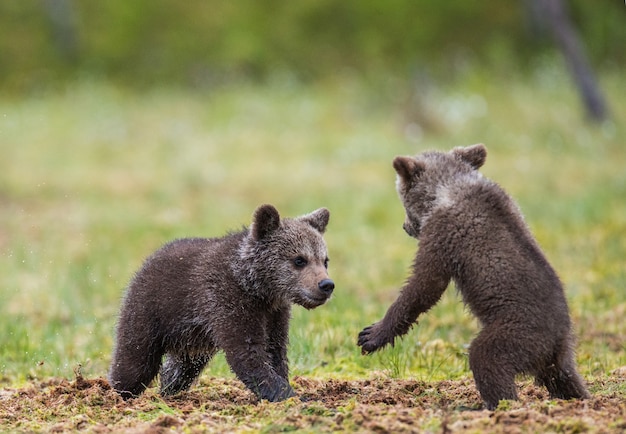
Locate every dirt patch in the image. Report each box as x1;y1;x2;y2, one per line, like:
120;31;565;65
1;373;624;433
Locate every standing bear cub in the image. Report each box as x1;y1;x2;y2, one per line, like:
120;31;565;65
358;144;590;410
109;204;334;402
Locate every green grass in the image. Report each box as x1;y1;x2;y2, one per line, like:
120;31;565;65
0;65;625;392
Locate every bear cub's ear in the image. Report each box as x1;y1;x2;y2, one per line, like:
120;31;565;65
393;156;426;184
251;204;281;240
452;143;487;170
301;208;330;234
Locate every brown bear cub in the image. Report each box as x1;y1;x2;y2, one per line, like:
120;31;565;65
109;204;334;402
358;144;590;410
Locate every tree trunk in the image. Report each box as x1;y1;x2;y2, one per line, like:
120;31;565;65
540;0;609;122
42;0;79;63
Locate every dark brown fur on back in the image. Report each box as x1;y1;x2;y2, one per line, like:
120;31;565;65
109;204;334;402
358;144;589;410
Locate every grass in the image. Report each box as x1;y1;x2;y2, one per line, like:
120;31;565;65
0;64;625;430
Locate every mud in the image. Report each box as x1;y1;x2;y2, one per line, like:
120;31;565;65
1;373;625;433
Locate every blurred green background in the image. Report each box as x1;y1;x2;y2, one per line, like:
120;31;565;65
1;0;624;92
0;1;625;389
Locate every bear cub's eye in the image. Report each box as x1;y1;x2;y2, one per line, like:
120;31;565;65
324;258;329;269
293;256;308;268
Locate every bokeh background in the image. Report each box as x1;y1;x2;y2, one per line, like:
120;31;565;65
2;1;624;99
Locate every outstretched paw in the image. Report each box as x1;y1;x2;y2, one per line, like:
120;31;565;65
357;321;395;355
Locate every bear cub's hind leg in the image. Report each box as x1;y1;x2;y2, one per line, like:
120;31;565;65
109;340;164;399
535;345;590;401
469;328;522;410
160;351;215;396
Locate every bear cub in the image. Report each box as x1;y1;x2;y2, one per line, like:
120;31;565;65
109;204;334;402
358;144;590;410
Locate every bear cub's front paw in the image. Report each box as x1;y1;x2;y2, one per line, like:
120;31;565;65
357;321;395;355
260;380;296;402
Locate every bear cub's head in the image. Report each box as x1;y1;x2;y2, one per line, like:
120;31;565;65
393;143;487;239
239;204;334;310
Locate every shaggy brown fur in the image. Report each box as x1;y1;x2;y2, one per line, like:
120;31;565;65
357;144;589;410
109;204;334;402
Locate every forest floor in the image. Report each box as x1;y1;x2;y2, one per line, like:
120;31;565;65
2;372;625;433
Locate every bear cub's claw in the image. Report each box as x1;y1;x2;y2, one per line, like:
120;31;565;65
357;322;393;355
262;383;296;402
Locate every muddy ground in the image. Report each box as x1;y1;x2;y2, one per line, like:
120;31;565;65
1;373;625;433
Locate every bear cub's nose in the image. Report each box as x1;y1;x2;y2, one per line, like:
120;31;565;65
318;279;335;295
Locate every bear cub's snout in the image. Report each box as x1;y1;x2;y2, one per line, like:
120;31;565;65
318;278;334;295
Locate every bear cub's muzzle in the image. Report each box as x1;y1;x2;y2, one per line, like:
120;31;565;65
318;278;335;296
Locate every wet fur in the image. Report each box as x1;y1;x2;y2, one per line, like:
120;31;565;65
109;204;333;402
358;144;589;410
